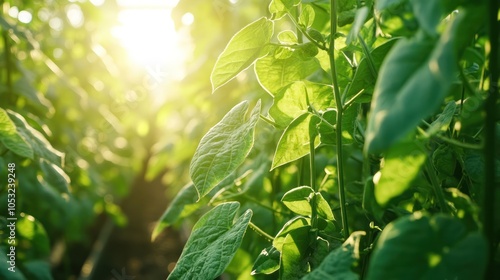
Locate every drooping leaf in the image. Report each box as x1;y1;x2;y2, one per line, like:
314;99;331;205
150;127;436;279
256;51;320;96
303;231;365;280
152;182;200;241
374;139;427;206
168;202;252;279
426;101;456;136
190;100;261;199
269;81;334;128
211;18;274;92
252;246;281;275
0;108;34;159
7;110;64;166
365;8;485;153
367;213;488;280
281;186;334;220
272;113;320;170
39;159;70;194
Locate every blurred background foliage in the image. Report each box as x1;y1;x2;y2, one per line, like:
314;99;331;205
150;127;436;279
0;0;271;278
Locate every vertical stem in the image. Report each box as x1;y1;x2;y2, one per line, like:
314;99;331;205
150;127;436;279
309;138;318;230
484;0;499;278
329;0;349;237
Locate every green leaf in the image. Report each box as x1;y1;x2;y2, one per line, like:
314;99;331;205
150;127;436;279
278;30;299;44
299;5;315;28
39;159;70;194
374;139;427;206
251;246;281;275
303;231;365;280
426;101;456;136
152;182;200;241
168;202;252;279
281;186;334;220
375;0;408;11
269;81;334;128
0;108;34;159
273;216;310;250
410;0;443;36
345;38;398;103
317;103;359;145
256;51;319;96
367;213;488;280
432;145;456;177
7;110;64;166
362;177;384;222
269;0;301;18
272;113;320;170
346;7;369;45
190;100;261;199
280;226;310;280
365;8;485;153
211;18;274;92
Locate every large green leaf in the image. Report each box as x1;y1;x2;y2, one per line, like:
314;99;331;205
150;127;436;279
0;108;33;159
269;81;334;128
281;186;334;220
272;113;320;170
374;139;427;206
367;213;488;279
255;51;319;96
211;18;274;92
190;100;261;199
7;110;64;166
302;231;365;280
365;8;485;153
280;226;310;280
168;202;252;279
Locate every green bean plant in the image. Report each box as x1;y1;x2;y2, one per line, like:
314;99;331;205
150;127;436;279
156;0;499;279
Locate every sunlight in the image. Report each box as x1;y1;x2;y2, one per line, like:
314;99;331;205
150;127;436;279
112;0;188;81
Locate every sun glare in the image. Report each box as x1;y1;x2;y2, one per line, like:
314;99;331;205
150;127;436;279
112;0;189;81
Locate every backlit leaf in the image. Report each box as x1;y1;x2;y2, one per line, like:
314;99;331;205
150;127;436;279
374;139;427;206
272;113;320;170
168;202;252;279
190;100;261;199
0;108;33;159
211;18;274;92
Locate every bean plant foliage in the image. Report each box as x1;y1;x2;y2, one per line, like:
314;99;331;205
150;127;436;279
157;0;500;279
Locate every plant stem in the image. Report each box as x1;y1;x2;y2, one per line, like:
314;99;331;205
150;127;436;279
485;0;499;277
329;0;349;238
309;138;318;230
249;222;274;242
